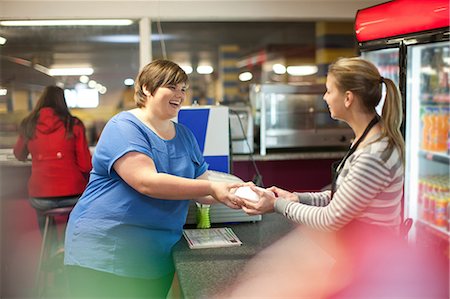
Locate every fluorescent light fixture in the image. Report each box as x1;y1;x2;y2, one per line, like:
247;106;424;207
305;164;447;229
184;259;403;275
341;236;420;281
124;78;135;86
89;34;175;43
180;65;193;74
239;71;253;82
33;64;50;75
0;19;133;26
286;65;318;76
0;36;6;45
196;65;213;74
0;88;7;96
65;88;99;108
49;67;94;76
272;64;286;74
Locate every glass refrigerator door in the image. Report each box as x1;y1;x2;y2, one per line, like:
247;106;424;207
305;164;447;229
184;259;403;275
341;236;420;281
362;48;400;115
405;41;450;241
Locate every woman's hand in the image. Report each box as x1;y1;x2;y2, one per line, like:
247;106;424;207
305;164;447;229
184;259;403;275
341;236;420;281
236;185;277;215
210;181;244;209
267;186;298;202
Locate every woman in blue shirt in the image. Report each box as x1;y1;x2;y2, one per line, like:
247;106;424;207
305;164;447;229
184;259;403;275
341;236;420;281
64;60;242;298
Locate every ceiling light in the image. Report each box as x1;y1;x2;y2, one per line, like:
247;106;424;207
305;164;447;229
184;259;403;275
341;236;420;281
33;64;50;75
88;80;97;88
196;65;213;74
49;67;94;76
0;88;7;96
95;83;103;91
272;64;286;74
79;75;90;84
286;65;318;76
0;19;133;26
124;78;135;86
0;36;6;45
89;34;175;43
239;72;253;82
180;65;193;74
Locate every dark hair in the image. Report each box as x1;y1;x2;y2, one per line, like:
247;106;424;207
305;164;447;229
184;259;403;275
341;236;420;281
134;59;188;108
19;85;76;139
328;57;405;163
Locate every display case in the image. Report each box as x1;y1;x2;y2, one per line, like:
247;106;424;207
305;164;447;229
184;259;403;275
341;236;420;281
356;1;449;246
250;83;353;155
405;41;450;240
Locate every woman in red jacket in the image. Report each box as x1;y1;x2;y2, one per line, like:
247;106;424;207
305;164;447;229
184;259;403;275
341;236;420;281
14;85;92;235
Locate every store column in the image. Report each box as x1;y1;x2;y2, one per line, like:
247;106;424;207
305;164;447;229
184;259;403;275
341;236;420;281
315;21;356;83
219;45;240;103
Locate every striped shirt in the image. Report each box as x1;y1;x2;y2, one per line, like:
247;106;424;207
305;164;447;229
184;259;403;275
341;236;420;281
274;135;404;232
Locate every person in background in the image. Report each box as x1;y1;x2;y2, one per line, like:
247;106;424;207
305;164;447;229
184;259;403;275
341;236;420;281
64;59;242;299
233;57;415;297
13;85;92;236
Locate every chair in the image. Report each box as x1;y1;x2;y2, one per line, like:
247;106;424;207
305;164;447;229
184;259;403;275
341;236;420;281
35;206;74;298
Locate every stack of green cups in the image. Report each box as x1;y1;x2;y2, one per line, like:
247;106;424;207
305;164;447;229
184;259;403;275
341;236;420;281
196;203;211;229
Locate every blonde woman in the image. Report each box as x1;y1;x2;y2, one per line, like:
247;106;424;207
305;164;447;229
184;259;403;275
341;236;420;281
239;57;404;236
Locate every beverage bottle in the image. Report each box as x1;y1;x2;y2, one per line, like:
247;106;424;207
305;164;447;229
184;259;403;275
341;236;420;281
423;191;430;221
444;107;450;154
423;178;432;221
447;194;450;232
435;194;448;228
429;193;436;224
430;108;439;151
418;177;424;218
436;108;448;152
422;108;431;150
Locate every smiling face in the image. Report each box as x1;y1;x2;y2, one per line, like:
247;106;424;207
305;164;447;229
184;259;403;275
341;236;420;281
150;83;187;119
323;73;346;121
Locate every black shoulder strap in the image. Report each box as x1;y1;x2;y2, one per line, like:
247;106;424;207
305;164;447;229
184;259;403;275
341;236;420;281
331;115;379;198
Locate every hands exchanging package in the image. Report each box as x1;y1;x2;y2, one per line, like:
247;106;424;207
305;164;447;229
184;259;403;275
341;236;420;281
205;170;297;215
230;183;298;215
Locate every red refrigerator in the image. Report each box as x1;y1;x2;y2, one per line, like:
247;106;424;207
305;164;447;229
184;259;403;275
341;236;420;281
355;0;449;289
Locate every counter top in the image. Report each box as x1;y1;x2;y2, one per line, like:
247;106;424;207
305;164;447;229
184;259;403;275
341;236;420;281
172;213;295;299
232;151;346;161
0;149;346;166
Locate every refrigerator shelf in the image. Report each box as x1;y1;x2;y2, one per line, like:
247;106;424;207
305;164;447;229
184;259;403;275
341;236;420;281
420;94;450;104
417;219;450;242
419;150;450;165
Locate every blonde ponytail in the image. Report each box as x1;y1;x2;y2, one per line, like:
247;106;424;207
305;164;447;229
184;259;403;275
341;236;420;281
381;78;405;164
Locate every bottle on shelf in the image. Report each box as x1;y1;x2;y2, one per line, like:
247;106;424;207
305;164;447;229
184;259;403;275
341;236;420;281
421;107;436;151
436;107;448;152
447;199;450;232
435;194;448;229
418;175;450;227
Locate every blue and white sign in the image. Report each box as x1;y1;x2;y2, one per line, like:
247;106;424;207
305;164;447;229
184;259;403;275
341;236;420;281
176;105;230;173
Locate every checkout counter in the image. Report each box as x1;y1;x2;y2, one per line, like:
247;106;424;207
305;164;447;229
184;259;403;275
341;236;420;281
172;213;296;298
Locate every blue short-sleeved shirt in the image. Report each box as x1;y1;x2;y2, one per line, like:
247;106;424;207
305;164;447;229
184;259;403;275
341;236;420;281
64;111;208;279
